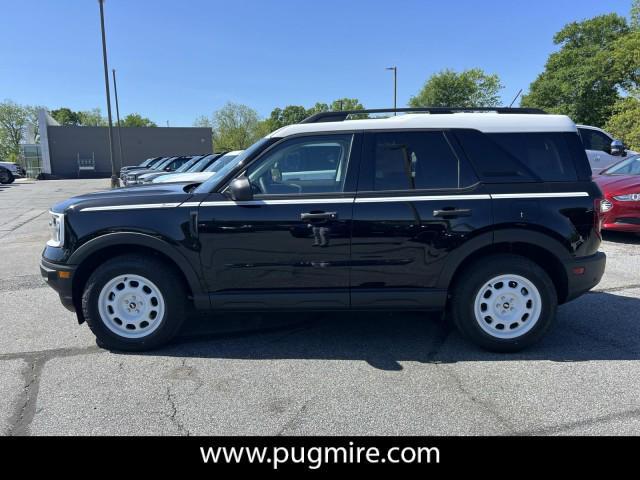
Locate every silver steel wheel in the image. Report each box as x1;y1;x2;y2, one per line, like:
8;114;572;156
473;274;542;339
97;274;166;339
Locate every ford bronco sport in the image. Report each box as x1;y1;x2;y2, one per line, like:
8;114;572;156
40;107;606;352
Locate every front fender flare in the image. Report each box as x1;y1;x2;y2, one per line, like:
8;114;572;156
68;232;208;308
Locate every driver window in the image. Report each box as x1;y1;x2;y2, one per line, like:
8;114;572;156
246;134;353;195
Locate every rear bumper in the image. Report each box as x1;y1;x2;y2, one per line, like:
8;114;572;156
40;258;77;311
563;251;606;303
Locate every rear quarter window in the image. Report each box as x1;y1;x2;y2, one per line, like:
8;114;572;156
454;130;583;182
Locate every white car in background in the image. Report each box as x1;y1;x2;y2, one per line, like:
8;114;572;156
152;150;244;184
577;125;637;174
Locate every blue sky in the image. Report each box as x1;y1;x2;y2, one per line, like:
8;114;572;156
0;0;633;126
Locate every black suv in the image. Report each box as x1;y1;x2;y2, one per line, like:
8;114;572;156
41;107;606;352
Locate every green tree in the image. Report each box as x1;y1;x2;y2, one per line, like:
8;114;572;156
409;68;503;108
632;0;640;29
193;115;212;128
521;14;630;126
267;105;309;130
264;98;367;133
0;100;31;160
211;102;263;151
121;113;157;127
330;98;364;111
77;108;107;126
50;107;81;126
605;94;640;151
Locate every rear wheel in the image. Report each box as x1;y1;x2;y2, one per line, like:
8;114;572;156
82;255;187;351
450;254;557;352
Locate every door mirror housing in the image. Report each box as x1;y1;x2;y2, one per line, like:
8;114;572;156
611;139;626;157
228;176;253;201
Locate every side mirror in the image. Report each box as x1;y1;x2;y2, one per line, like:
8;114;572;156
164;166;172;171
611;139;626;157
228;176;253;201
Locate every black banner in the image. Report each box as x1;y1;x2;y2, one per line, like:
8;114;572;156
1;436;637;473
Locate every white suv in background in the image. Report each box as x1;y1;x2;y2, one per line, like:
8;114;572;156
577;125;636;174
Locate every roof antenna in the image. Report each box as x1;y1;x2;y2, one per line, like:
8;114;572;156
509;89;523;108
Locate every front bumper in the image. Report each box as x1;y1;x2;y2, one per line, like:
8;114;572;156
602;200;640;232
563;251;606;303
40;258;77;311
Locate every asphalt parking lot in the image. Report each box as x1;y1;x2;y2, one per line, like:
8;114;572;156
1;178;639;436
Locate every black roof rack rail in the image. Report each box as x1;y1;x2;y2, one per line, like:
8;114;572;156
299;107;547;124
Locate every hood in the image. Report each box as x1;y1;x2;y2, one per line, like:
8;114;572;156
153;171;213;184
51;182;194;213
125;167;159;178
0;161;18;171
594;174;640;195
138;170;170;181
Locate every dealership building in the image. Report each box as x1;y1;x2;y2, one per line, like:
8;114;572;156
26;110;212;179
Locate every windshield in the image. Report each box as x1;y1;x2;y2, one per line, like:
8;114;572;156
602;155;640;175
195;139;271;193
186;155;214;172
174;156;203;173
139;158;155;167
204;154;239;172
154;157;174;170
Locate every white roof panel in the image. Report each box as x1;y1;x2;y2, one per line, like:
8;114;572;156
267;113;577;138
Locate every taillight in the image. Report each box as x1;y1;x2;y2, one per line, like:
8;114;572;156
594;198;607;236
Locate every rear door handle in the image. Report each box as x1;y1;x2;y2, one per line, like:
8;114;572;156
300;211;338;221
433;208;472;218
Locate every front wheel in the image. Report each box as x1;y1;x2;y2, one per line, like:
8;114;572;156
0;170;13;184
82;255;187;351
450;254;557;352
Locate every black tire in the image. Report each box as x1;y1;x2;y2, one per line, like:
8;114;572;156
82;254;187;351
0;169;13;184
450;254;557;352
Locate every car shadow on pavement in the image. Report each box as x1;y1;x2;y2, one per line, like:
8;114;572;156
602;231;640;244
111;290;640;370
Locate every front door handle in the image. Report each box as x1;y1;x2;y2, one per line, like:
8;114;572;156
433;208;472;218
300;211;338;221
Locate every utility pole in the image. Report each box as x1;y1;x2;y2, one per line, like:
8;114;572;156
385;66;397;115
112;69;125;169
98;0;118;188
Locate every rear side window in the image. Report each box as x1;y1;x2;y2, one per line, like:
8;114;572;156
488;133;578;182
372;131;477;191
455;130;579;182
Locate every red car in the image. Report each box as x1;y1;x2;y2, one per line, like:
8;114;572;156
594;154;640;232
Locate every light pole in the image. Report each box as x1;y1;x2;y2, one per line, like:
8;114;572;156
98;0;118;188
385;66;397;115
112;69;125;169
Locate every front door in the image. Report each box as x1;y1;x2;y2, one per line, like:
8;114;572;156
197;133;361;310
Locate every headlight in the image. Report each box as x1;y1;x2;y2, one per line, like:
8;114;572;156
613;193;640;202
47;212;65;247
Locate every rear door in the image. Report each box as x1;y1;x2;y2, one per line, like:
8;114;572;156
350;130;492;308
197;132;361;310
